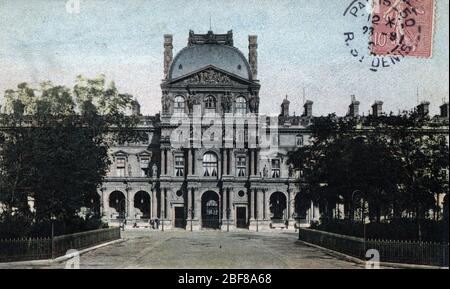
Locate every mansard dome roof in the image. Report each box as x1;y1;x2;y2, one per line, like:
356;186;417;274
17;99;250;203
168;31;251;80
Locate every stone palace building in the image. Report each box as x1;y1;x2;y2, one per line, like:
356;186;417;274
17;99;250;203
99;30;449;231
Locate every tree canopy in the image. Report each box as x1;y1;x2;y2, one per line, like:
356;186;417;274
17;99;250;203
288;112;449;224
0;75;140;238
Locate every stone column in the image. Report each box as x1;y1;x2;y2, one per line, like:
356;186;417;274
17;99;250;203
166;190;172;228
166;151;173;177
257;189;264;220
160;188;165;220
255;150;258;176
221;191;226;224
218;152;222;178
230;152;235;177
228;188;236;230
265;191;271;221
127;190;134;220
192;150;196;175
188;149;193;176
193;188;201;230
151;188;157;219
187;188;192;220
223;149;228;175
161;150;166;176
249;150;253;177
249;188;257;231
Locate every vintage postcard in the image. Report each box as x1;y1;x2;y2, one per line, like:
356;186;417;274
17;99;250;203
0;0;448;281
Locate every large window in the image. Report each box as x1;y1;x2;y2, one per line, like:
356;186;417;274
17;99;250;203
174;96;185;114
271;159;281;178
235;96;247;114
205;95;216;112
116;157;126;177
203;152;218;177
236;156;246;177
175;155;185;177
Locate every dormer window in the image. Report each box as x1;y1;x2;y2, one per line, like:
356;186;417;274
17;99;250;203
178;64;183;70
237;64;242;70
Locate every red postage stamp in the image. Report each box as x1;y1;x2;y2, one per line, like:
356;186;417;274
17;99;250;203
370;0;434;58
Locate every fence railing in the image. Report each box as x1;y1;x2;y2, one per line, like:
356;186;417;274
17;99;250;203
299;228;449;267
0;227;120;263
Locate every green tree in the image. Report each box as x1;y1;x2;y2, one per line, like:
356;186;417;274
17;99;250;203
288;111;448;228
0;75;140;237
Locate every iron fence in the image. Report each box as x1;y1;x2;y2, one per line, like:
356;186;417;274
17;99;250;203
0;238;52;262
0;227;120;263
299;228;449;267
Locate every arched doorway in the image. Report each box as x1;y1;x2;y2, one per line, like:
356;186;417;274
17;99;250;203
270;192;287;220
109;191;126;219
202;191;220;229
134;191;151;219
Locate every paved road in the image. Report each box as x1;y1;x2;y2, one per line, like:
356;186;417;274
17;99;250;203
1;230;362;269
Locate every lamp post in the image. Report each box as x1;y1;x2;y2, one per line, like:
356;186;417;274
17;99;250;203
50;214;56;259
352;190;367;253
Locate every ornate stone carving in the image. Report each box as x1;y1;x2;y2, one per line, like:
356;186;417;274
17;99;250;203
222;94;233;113
187;94;200;111
181;69;233;85
152;163;158;178
262;165;268;179
249;94;260;113
162;92;171;113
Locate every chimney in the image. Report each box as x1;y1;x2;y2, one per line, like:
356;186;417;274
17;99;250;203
417;101;430;116
281;96;290;117
132;100;141;116
303;100;313;117
163;34;173;79
348;95;360;117
248;35;258;80
440;102;449;118
372;101;383;117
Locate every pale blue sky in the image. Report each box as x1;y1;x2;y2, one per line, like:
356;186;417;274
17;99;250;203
0;0;448;116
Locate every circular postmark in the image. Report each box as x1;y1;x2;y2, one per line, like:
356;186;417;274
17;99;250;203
343;0;430;72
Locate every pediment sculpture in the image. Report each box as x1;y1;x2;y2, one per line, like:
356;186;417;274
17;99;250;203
181;69;233;85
